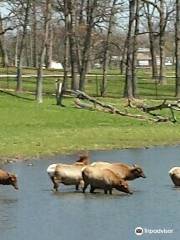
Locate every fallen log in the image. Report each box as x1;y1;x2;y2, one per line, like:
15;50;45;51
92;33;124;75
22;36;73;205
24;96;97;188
127;99;180;123
71;90;169;122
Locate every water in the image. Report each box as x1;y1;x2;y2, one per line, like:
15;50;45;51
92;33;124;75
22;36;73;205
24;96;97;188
0;146;180;240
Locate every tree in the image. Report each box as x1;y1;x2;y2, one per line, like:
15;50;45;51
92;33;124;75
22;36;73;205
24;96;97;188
56;0;69;106
36;0;51;103
124;0;138;98
143;1;158;79
131;0;140;97
32;0;38;68
101;0;119;97
159;0;166;84
142;0;175;84
14;0;31;92
175;0;180;97
45;1;53;69
79;0;98;91
0;14;9;67
68;0;79;90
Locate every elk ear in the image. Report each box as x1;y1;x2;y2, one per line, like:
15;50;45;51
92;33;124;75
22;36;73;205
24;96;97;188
9;173;18;177
12;173;18;177
132;164;138;168
132;167;138;173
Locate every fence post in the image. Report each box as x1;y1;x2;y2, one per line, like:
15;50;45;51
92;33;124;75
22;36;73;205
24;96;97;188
55;78;62;103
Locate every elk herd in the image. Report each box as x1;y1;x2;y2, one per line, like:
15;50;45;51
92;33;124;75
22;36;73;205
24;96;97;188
46;155;147;195
1;154;180;196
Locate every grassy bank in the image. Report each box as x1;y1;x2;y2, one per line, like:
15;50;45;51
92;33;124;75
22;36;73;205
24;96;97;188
0;91;180;161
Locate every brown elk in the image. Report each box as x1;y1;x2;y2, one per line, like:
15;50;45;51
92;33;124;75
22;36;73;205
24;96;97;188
0;169;18;190
47;155;89;191
82;166;132;195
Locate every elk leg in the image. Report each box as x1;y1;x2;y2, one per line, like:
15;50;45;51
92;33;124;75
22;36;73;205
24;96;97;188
79;180;84;190
90;186;95;193
109;189;112;195
83;183;89;193
51;176;59;191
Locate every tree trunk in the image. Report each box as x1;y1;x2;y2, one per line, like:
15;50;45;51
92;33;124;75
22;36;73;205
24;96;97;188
159;0;166;84
124;0;136;98
68;0;79;90
101;0;118;97
15;30;19;67
0;37;9;67
29;27;33;67
176;0;180;97
131;0;139;97
0;14;9;67
32;1;38;68
79;0;85;24
79;0;97;91
120;39;127;75
25;34;30;67
16;0;31;92
57;0;69;106
36;0;51;103
76;38;82;74
149;28;158;79
45;9;53;69
145;3;158;79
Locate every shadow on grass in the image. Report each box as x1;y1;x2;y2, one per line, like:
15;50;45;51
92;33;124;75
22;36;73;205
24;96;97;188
0;90;35;101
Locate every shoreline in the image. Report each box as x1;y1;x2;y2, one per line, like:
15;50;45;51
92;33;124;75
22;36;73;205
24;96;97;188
1;142;180;165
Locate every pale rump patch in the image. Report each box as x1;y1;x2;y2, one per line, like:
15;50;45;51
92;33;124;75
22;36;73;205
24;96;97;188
169;167;180;175
47;164;57;177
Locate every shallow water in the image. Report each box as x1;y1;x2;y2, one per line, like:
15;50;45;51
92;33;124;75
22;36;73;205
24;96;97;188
0;146;180;240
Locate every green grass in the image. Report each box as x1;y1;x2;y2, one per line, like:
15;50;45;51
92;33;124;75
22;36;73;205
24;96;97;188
0;66;180;161
0;90;180;161
0;66;63;75
0;66;177;99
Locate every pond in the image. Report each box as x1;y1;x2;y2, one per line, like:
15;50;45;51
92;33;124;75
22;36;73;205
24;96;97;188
0;146;180;240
